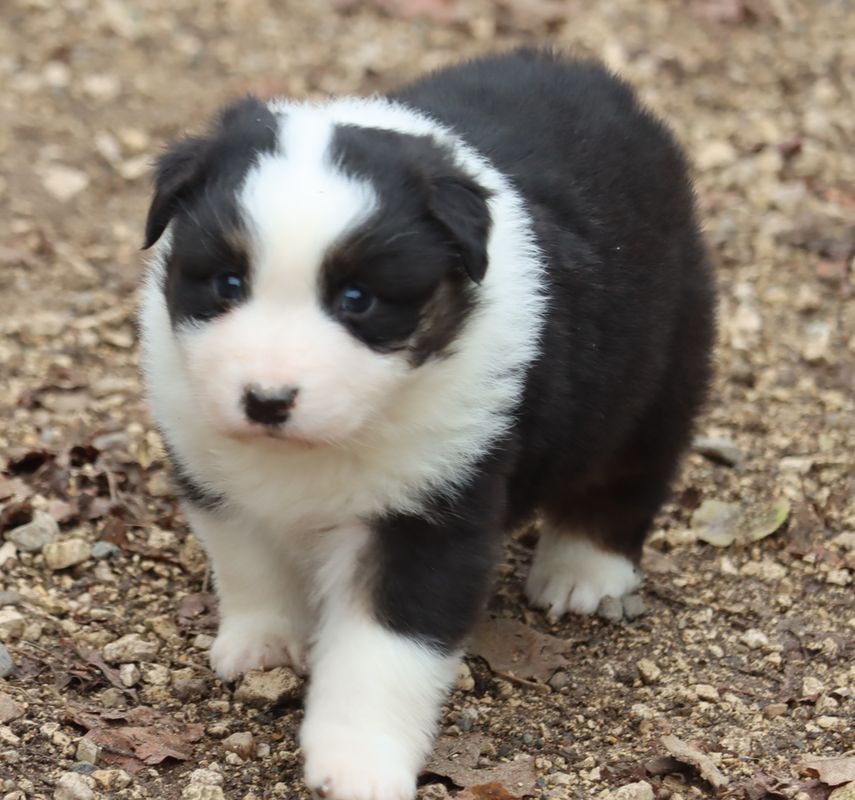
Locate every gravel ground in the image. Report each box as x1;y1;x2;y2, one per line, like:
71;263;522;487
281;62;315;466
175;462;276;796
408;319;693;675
1;1;853;799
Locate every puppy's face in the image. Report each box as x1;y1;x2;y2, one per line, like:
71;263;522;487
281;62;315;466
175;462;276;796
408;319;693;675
144;99;490;445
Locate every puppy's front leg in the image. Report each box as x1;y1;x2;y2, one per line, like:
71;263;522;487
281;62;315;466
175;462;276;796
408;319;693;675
302;497;501;800
185;507;311;680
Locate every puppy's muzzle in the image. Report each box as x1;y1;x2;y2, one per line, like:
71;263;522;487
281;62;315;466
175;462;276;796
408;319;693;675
243;384;299;427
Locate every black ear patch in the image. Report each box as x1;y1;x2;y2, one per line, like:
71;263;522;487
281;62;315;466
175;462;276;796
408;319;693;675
142;96;279;250
143;136;208;249
427;174;492;284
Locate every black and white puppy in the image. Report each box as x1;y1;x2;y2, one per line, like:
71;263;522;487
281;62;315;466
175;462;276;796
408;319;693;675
140;49;715;800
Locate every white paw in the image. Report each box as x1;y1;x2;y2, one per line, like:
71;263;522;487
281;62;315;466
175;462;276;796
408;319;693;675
302;725;416;800
210;613;307;681
526;531;641;619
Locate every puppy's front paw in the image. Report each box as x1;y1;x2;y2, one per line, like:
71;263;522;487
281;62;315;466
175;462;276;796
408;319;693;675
526;533;641;619
302;725;416;800
210;613;307;681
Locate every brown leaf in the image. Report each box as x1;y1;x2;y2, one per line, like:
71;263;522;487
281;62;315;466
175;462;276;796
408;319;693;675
66;704;203;773
424;735;537;796
800;756;855;787
456;782;524;800
661;734;729;790
75;646;137;697
470;617;573;683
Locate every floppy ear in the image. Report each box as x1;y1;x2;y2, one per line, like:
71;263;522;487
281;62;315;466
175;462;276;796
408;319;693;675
142;136;207;249
427;175;492;284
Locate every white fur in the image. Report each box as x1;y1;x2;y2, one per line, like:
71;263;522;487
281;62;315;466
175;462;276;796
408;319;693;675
526;527;642;619
301;525;459;800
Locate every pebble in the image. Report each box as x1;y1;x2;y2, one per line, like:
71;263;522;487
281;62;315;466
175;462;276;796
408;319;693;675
223;731;255;759
802;676;825;699
141;663;171;686
44;539;92;571
740;629;769;650
119;663;140;687
802;320;832;363
826;569;852;586
764;703;788;718
187;768;223;786
603;781;655;800
829;783;855;800
636;659;661;685
454;661;475;692
0;645;15;678
740;559;787;582
53;772;94;800
692;436;743;467
0;610;25;643
0;693;25;724
0;593;22;607
597;595;624;623
549;670;570;691
40;164;90;202
234;667;301;707
182;786;224;800
91;769;131;791
102;633;160;664
173;677;210;701
6;510;59;552
76;738;100;765
622;594;647;620
694;683;720;702
91;542;120;560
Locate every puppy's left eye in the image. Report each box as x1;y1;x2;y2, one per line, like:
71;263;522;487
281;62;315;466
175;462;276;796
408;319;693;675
338;285;375;316
213;272;245;303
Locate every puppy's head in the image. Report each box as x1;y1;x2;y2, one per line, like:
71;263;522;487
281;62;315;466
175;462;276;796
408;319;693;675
144;97;491;446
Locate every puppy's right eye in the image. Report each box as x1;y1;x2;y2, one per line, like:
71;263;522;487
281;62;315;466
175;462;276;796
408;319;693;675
213;272;245;303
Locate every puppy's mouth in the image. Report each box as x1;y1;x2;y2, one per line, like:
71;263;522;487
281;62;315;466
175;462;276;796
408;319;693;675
219;421;322;449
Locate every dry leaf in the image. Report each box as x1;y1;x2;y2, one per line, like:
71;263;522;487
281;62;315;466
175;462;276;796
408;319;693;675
661;734;729;790
691;498;790;547
66;705;203;773
424;734;537;796
470;617;573;683
800;755;855;787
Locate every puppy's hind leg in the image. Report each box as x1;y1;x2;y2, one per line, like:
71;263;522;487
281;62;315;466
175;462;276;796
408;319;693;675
525;473;671;620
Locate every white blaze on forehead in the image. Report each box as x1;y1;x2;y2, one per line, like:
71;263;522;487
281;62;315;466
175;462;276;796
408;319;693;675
239;108;378;303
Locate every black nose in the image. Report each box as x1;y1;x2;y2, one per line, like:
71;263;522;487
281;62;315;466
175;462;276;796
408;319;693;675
243;384;299;427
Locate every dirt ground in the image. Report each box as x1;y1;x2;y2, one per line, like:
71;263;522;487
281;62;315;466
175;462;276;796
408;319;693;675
0;1;853;799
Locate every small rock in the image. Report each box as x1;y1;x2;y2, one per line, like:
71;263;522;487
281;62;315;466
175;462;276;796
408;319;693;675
141;663;171;686
802;676;825;700
695;139;736;171
91;542;120;560
192;633;215;650
6;510;59;552
826;569;852;586
234;667;301;707
0;610;25;643
740;629;769;650
54;772;94;800
102;633;160;664
802;321;832;364
119;663;140;688
182;787;224;800
602;781;655;800
692;436;743;467
222;732;254;760
764;702;788;718
454;660;474;692
622;594;647;620
597;595;624;623
549;670;570;691
91;769;131;791
173;677;210;701
0;693;25;724
99;688;126;708
694;684;720;702
40;164;90;202
0;645;15;678
76;738;100;765
740;559;787;581
187;769;223;786
0;593;23;607
44;539;92;570
637;659;661;685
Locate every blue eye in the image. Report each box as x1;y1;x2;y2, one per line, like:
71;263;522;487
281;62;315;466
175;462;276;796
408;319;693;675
214;272;245;302
339;285;375;316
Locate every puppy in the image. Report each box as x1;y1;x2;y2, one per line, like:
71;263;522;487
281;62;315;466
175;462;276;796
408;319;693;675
140;48;715;800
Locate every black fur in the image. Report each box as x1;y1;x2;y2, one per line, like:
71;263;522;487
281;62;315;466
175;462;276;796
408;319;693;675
145;97;278;326
324;125;487;364
367;49;716;649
